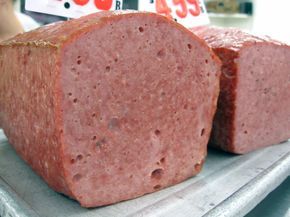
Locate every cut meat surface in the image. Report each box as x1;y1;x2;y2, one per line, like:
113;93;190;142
0;11;220;207
191;26;290;154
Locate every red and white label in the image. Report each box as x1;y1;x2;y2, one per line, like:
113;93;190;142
25;0;123;18
138;0;209;28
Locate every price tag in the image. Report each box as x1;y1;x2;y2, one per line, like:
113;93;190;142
25;0;123;18
138;0;209;28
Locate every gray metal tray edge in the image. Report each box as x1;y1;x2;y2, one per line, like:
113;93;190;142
203;152;290;217
0;177;39;217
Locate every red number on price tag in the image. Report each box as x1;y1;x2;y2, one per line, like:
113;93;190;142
173;0;187;18
187;0;201;16
155;0;202;19
155;0;172;19
94;0;113;10
73;0;89;6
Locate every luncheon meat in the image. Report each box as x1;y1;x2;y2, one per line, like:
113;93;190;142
191;26;290;154
0;11;220;207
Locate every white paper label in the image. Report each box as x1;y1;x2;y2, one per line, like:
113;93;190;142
138;0;209;28
25;0;123;18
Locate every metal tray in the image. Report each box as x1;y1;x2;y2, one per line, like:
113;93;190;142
0;129;290;217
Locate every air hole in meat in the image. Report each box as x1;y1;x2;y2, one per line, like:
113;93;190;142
242;123;245;127
73;173;82;182
96;138;106;147
92;113;96;117
129;175;133;178
201;128;205;136
76;154;83;161
151;168;164;180
73;98;78;103
205;59;208;64
157;49;165;58
154;129;161;136
194;162;202;171
123;150;130;156
114;58;118;62
59;129;63;134
68;92;72;96
187;44;192;49
93;85;97;89
76;56;81;65
138;26;144;32
92;135;97;140
177;65;183;72
154;184;161;190
105;66;111;72
207;73;210;77
263;88;270;94
161;92;166;96
244;130;248;134
121;35;125;39
183;104;188;109
70;159;75;164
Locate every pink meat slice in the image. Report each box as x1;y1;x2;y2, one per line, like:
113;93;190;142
191;26;290;154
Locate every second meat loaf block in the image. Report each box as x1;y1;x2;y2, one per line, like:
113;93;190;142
0;11;221;207
191;26;290;154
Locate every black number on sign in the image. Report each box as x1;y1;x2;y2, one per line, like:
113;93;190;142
64;2;70;9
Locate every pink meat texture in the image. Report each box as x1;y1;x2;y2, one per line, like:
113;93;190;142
191;26;290;154
0;11;220;207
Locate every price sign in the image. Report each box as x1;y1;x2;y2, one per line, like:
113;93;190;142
138;0;209;28
25;0;123;18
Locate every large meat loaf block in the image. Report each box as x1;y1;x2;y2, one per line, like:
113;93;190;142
0;11;221;207
191;26;290;154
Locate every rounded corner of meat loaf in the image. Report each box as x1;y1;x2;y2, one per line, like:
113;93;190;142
0;11;221;207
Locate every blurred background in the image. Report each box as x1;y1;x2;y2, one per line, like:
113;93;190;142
205;0;290;44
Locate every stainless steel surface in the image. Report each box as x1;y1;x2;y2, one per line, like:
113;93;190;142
203;153;290;217
246;176;290;217
0;129;289;217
